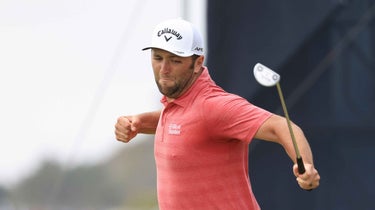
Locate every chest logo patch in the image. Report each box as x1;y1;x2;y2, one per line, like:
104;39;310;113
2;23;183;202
168;123;181;135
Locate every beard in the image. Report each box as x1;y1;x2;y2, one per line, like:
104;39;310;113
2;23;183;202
156;79;181;98
155;68;195;99
154;56;199;99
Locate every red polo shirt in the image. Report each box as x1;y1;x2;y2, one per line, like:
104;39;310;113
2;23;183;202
155;67;272;210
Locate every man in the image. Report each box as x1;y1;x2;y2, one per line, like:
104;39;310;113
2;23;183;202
115;18;320;210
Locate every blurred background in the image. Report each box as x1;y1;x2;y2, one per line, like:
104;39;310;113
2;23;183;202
0;0;374;209
207;0;375;210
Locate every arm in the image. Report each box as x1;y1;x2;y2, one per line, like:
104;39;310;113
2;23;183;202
115;110;161;143
254;114;320;190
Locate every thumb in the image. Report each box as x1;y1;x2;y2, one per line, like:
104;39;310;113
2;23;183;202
130;118;141;132
293;164;300;177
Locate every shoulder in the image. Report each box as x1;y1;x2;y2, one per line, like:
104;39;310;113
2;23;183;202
203;92;251;110
201;90;270;120
201;92;251;120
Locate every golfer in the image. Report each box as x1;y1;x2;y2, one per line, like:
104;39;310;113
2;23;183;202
115;18;320;210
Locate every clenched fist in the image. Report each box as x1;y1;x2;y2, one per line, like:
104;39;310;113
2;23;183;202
115;116;141;143
293;163;320;190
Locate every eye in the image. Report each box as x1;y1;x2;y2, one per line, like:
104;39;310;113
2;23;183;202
171;59;182;64
153;56;162;61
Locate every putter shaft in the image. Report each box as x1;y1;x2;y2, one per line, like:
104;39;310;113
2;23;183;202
276;82;305;174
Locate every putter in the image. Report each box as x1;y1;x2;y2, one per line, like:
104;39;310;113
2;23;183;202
253;63;306;174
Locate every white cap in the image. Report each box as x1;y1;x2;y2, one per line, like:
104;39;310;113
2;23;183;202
142;18;204;57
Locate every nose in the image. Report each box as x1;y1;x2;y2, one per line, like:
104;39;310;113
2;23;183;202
160;60;170;74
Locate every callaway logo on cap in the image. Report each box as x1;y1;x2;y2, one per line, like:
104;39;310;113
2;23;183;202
142;18;204;57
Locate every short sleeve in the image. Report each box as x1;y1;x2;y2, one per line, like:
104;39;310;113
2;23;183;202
202;94;272;143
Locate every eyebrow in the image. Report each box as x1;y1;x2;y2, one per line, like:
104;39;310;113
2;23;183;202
168;55;181;59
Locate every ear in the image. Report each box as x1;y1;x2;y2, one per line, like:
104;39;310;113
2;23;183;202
194;56;205;73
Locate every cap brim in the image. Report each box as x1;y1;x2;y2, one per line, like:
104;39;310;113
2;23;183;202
141;47;193;57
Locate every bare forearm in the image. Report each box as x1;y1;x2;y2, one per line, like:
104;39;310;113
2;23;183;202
280;123;314;165
255;115;314;165
136;110;161;134
255;114;320;189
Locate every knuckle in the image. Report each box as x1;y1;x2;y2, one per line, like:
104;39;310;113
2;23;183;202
117;116;125;124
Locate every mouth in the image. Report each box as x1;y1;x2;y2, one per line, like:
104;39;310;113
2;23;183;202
159;76;174;83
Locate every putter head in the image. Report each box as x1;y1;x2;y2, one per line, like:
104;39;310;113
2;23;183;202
253;63;280;87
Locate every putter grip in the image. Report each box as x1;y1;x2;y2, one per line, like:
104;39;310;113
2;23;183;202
297;156;305;174
297;157;313;191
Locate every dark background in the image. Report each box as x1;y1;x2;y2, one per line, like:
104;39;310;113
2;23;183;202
206;0;375;209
